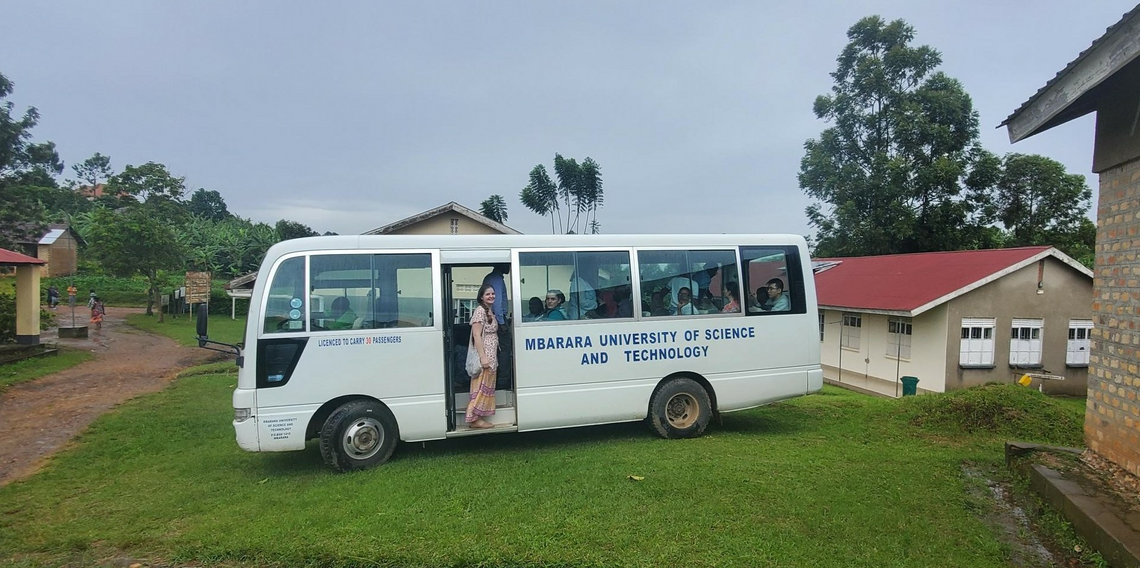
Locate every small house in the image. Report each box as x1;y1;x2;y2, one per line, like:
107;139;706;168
814;246;1093;397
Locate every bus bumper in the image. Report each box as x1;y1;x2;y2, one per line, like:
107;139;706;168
807;368;824;393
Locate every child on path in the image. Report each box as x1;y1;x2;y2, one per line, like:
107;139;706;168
90;296;105;330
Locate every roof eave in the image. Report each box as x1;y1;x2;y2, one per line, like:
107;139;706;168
1002;7;1140;142
818;306;913;317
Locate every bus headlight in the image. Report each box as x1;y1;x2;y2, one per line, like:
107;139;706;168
234;408;252;422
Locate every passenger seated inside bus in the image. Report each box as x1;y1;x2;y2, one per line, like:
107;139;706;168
750;278;791;312
646;290;671;317
614;285;633;318
675;287;696;315
522;297;545;322
544;290;567;320
327;296;357;330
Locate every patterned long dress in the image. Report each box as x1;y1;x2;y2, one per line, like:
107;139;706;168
465;305;498;423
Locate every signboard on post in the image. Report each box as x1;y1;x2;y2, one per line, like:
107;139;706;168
185;272;212;305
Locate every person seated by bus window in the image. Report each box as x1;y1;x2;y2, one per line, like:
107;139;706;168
647;290;671;317
522;297;545;322
544;290;568;320
327;296;357;330
667;274;699;308
614;285;633;318
675;287;696;315
751;278;790;313
722;285;741;313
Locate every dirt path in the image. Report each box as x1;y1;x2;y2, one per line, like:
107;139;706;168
0;306;219;487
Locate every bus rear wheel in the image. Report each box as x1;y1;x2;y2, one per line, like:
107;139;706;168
648;378;711;439
319;400;399;472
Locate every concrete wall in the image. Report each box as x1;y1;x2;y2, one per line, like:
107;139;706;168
392;215;501;236
942;257;1092;396
1087;154;1140;478
819;306;947;397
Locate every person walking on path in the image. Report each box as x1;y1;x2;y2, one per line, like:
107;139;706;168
66;284;77;308
90;296;106;330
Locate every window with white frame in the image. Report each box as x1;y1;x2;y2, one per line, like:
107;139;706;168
1009;318;1044;366
819;311;825;342
1066;319;1093;366
841;313;861;350
959;317;995;366
887;317;912;359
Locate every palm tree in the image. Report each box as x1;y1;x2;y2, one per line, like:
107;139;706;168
479;194;509;223
519;165;560;233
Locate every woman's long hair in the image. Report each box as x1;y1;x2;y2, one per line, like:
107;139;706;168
476;283;495;310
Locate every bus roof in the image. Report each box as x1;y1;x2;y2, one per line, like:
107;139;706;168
263;234;809;261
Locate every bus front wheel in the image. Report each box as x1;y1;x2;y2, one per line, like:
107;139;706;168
648;378;711;439
319;400;399;472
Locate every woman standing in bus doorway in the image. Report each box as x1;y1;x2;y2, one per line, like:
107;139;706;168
466;284;499;429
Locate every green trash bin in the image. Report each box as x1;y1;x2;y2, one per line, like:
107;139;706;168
900;376;919;396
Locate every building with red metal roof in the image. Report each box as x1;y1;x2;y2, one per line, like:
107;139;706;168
813;247;1093;398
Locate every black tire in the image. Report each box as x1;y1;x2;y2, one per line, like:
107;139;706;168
319;400;399;472
647;378;712;439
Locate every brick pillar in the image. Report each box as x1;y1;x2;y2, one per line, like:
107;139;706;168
15;265;41;345
1087;157;1140;478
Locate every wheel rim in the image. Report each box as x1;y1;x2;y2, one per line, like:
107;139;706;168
665;393;699;428
342;417;384;460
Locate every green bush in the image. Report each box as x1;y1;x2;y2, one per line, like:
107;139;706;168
897;383;1085;446
0;293;55;343
42;273;184;308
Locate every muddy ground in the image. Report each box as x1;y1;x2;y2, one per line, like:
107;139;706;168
0;306;219;487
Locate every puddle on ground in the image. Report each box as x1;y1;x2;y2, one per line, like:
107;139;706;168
961;464;1055;568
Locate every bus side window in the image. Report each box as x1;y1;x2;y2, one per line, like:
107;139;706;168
263;256;307;334
518;250;630;322
376;253;433;328
740;246;804;315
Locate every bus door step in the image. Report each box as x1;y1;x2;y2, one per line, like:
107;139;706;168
448;407;517;436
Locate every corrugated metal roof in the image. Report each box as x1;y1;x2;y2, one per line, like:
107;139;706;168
38;229;64;245
1001;4;1140;129
0;248;45;265
813;246;1089;315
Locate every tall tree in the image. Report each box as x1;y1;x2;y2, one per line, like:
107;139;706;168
188;188;231;221
799;16;984;257
275;219;319;241
105;162;188;223
971;152;1095;266
87;207;184;319
0;71;63;249
72;153;113;192
520;154;603;234
479;194;508;223
519;164;560;233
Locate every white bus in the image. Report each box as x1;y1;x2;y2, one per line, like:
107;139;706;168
197;234;823;472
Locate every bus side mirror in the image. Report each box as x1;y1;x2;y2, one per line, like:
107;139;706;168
197;304;209;346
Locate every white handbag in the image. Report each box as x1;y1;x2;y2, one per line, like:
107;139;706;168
465;334;483;377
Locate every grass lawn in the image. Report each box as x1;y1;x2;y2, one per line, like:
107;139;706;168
125;312;247;348
0;348;94;391
0;381;1088;568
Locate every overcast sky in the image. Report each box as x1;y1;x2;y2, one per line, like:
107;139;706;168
3;1;1134;237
